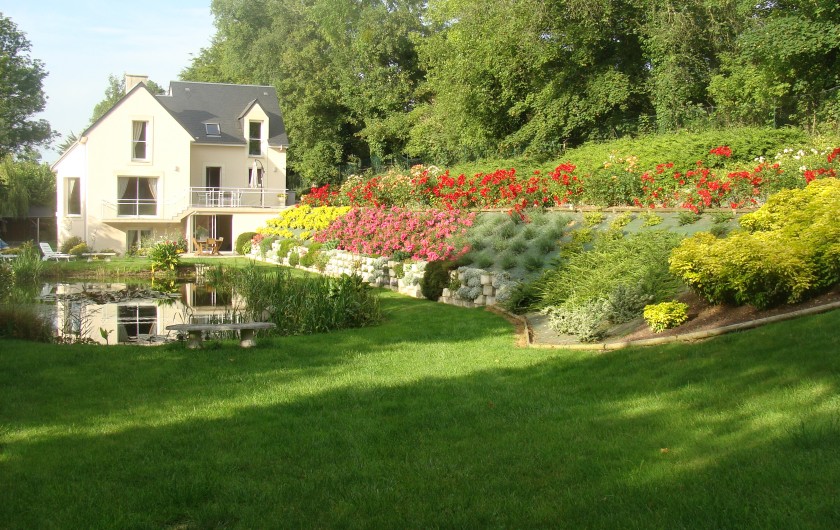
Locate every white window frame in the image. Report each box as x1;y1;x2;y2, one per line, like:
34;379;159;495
131;120;150;161
248;121;262;156
65;177;81;216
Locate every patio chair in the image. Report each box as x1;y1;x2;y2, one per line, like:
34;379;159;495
210;237;223;255
40;242;74;261
192;238;208;255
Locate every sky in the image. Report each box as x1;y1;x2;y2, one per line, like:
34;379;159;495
2;1;215;164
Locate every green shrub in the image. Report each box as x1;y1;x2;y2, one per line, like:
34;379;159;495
59;236;83;254
68;242;89;257
300;243;322;268
521;226;538;240
543;299;611;342
709;225;729;238
148;241;181;273
540;230;683;310
711;211;734;224
670;179;840;308
583;211;605;226
523;253;545;272
236;232;258;255
236;267;380;335
499;222;517;239
276;239;295;260
609;212;633;230
678;211;701;225
420;260;455;301
10;242;44;283
607;283;654;324
492;236;509;252
642;211;663;226
501;252;518;270
476;254;494;269
643;301;689;333
0;264;12;301
0;305;54;342
510;238;528;254
259;236;278;258
288;250;300;267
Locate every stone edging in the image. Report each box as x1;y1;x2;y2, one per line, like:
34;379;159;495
525;300;840;351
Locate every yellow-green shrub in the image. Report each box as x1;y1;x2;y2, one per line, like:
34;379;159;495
259;205;351;240
643;302;689;333
669;179;840;308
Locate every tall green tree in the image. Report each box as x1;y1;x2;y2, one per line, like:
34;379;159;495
0;12;53;158
0;155;55;218
709;0;840;130
183;0;427;185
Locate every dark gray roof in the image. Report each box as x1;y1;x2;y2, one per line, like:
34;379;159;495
156;81;288;147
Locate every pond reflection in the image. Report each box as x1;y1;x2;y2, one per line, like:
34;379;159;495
40;281;246;345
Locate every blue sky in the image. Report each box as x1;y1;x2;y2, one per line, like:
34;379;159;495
2;1;215;163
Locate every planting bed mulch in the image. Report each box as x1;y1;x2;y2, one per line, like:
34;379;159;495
527;286;840;347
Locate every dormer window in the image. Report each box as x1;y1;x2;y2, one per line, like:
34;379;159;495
132;121;149;160
205;123;221;136
248;121;262;156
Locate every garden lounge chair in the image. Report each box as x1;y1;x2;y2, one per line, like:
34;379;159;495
39;242;74;261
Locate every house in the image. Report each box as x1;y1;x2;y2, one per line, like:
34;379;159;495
52;75;290;254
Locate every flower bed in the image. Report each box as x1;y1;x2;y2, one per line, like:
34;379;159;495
300;146;840;215
314;207;475;262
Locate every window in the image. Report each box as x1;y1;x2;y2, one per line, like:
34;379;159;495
126;229;153;252
118;177;158;216
248;121;262;156
132;121;148;160
66;177;81;216
206;167;221;189
117;305;157;341
205;123;221;136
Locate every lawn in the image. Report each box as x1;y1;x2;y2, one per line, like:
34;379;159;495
2;291;839;528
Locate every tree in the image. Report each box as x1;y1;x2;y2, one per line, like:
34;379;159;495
89;74;166;125
0;155;55;218
0;12;53;158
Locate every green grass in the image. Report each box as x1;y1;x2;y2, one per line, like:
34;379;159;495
2;293;840;528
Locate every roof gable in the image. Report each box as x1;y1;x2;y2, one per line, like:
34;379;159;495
156;81;288;147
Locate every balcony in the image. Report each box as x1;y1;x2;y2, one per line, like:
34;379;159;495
190;187;290;209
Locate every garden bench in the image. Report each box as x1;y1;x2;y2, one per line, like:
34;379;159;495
0;254;18;261
166;322;276;349
82;252;117;262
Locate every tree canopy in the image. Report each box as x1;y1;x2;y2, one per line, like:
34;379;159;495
0;12;53;158
183;0;840;186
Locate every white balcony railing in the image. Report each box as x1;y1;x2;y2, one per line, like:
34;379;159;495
190;187;289;209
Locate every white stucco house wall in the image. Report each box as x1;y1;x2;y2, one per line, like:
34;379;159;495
52;75;290;253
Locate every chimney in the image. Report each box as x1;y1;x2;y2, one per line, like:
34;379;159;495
125;74;149;95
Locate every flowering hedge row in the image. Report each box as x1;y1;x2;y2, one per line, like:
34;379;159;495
301;147;840;215
313;207;476;262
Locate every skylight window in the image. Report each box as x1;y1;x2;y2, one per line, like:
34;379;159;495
205;123;221;136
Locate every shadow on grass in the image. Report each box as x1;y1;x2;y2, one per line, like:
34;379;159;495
1;305;839;528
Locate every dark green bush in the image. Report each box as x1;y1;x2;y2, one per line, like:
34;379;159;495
235;232;258;255
420;260;455;301
0;305;54;342
60;236;83;254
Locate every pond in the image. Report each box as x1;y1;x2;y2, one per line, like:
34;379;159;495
37;280;246;345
